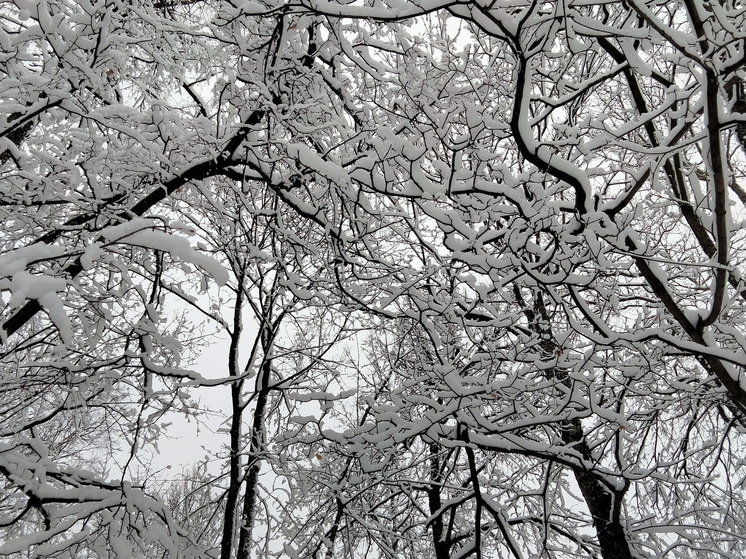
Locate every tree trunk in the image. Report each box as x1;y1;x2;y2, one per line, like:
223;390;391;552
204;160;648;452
560;420;632;559
427;442;450;559
236;357;272;559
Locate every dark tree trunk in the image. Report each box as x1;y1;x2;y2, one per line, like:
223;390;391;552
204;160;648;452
236;357;272;559
427;442;450;559
560;420;633;559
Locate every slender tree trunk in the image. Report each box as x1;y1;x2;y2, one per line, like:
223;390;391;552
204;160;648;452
427;442;450;559
220;289;245;559
236;357;272;559
220;381;244;559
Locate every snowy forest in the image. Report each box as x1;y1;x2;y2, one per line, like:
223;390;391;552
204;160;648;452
2;0;746;557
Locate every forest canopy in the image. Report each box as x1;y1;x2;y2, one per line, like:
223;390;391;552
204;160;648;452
2;0;746;558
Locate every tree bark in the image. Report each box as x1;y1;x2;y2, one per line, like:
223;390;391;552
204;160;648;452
560;421;632;559
220;287;246;559
237;357;272;559
427;442;450;559
523;290;634;559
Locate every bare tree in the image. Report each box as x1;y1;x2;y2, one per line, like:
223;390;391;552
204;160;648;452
3;0;746;557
